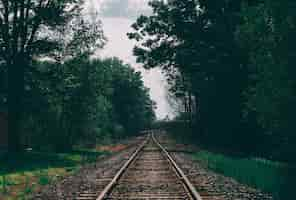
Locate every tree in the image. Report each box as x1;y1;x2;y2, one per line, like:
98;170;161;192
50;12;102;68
0;0;83;151
237;0;296;159
22;56;155;151
128;0;248;147
102;58;156;134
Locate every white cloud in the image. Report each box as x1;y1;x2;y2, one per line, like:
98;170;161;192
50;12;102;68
88;0;151;19
84;0;174;119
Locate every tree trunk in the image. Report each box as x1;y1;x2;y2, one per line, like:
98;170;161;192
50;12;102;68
188;90;193;125
194;92;203;136
8;54;25;152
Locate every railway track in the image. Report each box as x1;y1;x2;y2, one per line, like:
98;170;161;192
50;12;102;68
76;132;202;200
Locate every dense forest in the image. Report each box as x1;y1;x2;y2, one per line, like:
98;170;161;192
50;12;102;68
128;0;296;163
0;0;155;152
1;0;295;161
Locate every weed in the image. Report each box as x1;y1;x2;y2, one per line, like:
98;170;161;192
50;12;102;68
1;175;8;194
0;148;107;199
194;150;293;200
37;170;50;186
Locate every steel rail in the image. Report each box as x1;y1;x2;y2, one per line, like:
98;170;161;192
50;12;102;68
96;132;202;200
96;136;148;200
152;133;203;200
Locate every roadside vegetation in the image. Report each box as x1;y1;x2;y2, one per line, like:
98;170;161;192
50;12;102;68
0;0;155;153
0;148;109;200
194;150;294;200
158;120;295;200
0;1;155;199
20;57;155;152
0;0;155;151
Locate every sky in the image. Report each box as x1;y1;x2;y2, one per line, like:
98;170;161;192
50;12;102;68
85;0;174;119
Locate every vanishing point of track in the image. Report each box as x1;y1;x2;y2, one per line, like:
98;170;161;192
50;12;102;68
76;131;202;200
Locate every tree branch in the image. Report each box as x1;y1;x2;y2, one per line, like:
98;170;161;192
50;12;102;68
1;0;10;61
0;6;4;22
20;0;31;53
19;0;26;54
11;0;20;54
26;0;49;53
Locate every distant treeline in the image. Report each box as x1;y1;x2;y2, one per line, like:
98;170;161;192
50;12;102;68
22;57;156;151
129;0;296;163
1;55;156;152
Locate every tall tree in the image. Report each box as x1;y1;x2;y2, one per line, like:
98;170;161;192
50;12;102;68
128;0;248;146
103;57;156;134
0;0;82;151
237;0;296;159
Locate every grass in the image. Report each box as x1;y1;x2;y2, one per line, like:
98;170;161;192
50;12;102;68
194;150;295;200
163;122;295;200
0;149;109;200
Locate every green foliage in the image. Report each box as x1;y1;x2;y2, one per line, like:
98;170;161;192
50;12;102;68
195;150;294;199
104;58;156;135
163;120;295;199
236;0;296;160
1;175;8;194
0;149;106;199
0;0;153;153
20;55;155;151
0;0;105;152
23;175;34;194
37;171;50;186
0;150;105;176
129;0;296;162
130;2;296;198
129;0;249;147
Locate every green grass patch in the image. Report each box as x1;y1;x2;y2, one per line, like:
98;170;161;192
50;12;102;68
0;149;109;199
194;150;295;200
0;149;107;175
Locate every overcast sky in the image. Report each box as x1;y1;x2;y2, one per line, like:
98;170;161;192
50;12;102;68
85;0;173;119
